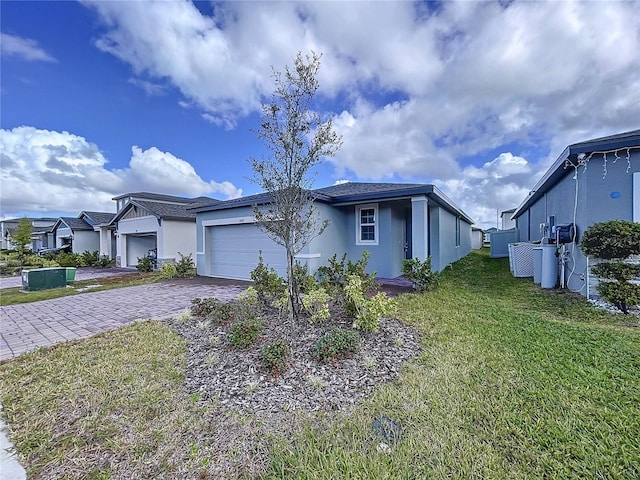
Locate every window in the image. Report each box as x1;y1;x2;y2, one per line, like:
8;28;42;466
356;204;378;245
455;217;461;247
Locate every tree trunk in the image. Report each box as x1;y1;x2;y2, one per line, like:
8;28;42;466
286;250;297;333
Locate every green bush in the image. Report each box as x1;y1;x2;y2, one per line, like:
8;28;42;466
159;263;178;279
56;252;81;267
80;250;100;267
580;220;640;260
250;252;286;305
136;256;154;272
345;274;395;332
402;256;439;292
293;261;317;295
261;339;290;374
317;251;378;315
301;287;331;323
581;220;640;313
228;318;263;348
315;328;359;363
191;298;222;317
175;252;195;277
98;255;115;268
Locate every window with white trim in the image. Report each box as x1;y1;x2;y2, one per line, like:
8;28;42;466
356;204;379;245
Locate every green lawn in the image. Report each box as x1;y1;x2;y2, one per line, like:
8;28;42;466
0;251;638;479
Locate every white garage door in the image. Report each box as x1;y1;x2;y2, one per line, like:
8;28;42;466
209;224;287;280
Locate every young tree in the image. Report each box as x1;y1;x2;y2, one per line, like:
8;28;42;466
14;217;33;268
250;52;342;329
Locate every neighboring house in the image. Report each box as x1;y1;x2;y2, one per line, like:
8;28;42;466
108;192;217;268
512;129;640;297
1;217;57;251
51;211;115;255
80;211;116;258
500;208;516;230
471;227;484;250
192;182;475;281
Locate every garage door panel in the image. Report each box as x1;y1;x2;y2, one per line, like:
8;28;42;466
209;224;287;280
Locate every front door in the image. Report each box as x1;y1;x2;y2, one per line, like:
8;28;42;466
403;209;412;259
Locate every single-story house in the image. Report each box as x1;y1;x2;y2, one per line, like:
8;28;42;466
79;211;116;258
52;216;100;253
1;217;57;251
108;192;217;268
191;182;475;281
512;129;640;296
500;208;516;230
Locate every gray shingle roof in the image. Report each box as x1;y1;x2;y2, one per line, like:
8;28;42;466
191;182;474;224
130;200;196;220
112;192;218;204
81;211;115;225
58;217;93;231
314;182;424;198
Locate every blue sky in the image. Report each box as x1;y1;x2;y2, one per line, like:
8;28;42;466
1;0;639;228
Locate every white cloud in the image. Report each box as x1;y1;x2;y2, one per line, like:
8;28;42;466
435;153;537;229
0;126;241;217
128;78;166;96
0;33;57;62
70;1;640;225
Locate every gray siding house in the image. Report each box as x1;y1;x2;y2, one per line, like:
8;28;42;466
108;192;217;268
512;129;640;296
192;182;474;281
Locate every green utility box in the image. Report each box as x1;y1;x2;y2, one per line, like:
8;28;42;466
21;268;67;291
66;267;77;283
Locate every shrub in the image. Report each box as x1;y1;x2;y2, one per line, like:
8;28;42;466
581;220;640;313
175;252;195;277
580;220;640;260
56;252;81;267
98;255;115;268
317;251;378;314
80;250;100;267
301;287;331;323
136;256;154;272
315;328;359;363
250;252;286;305
345;274;395;332
159;263;178;279
261;339;290;374
293;261;317;295
235;287;261;321
402;256;439;292
191;297;221;317
228;319;263;348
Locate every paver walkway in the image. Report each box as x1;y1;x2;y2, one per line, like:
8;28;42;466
0;280;246;361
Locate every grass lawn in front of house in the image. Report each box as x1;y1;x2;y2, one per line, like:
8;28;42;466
0;251;638;479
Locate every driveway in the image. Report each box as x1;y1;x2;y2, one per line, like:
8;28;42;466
0;277;248;361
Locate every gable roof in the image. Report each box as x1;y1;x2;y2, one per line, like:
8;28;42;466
80;211;115;225
53;217;93;232
112;192;217;204
513;129;640;219
192;182;475;224
111;199;197;223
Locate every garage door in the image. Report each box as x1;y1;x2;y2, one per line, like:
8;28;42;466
209;224;287;280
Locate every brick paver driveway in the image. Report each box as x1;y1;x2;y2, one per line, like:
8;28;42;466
0;278;247;361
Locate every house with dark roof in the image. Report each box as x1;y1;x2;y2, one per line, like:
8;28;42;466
109;192;218;268
512;129;640;296
50;211;115;254
1;217;57;251
191;182;475;281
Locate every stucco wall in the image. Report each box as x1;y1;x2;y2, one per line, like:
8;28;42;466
159;220;196;265
514;151;638;296
72;230;99;254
